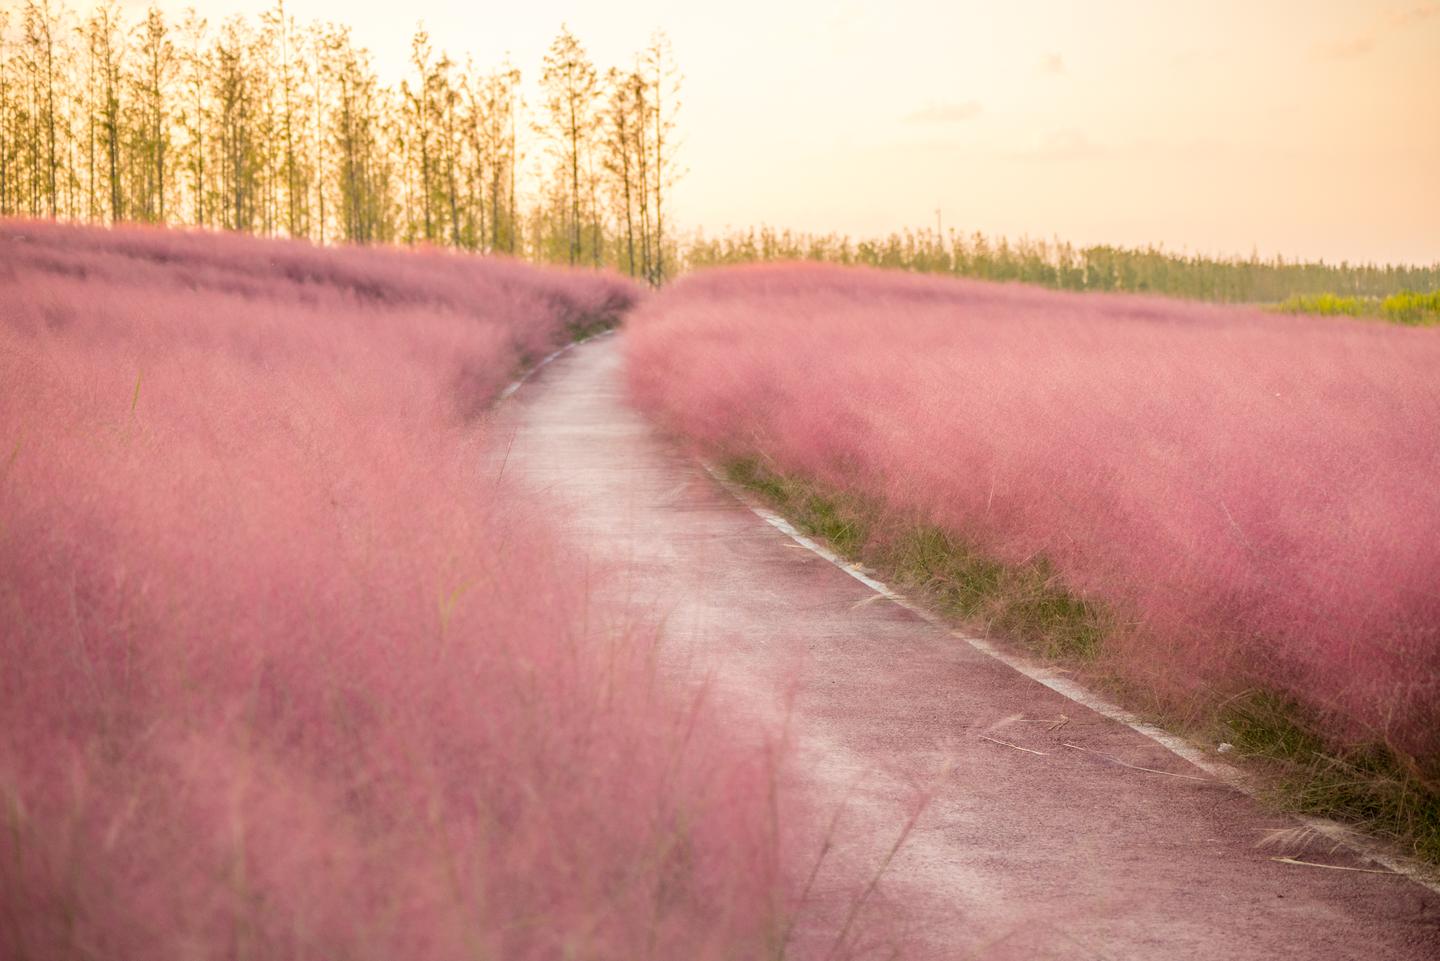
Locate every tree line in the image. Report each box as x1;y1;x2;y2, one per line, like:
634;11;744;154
684;227;1440;304
0;1;680;282
5;1;1433;303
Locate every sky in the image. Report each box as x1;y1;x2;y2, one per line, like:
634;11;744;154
122;0;1440;264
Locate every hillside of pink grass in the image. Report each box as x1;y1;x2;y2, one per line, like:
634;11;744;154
0;222;811;959
624;263;1440;771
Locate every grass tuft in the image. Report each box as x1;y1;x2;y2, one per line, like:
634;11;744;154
726;457;1440;865
881;525;1107;661
728;459;1106;661
1220;692;1440;863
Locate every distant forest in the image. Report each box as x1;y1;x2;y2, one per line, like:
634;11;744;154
687;228;1440;305
2;1;1436;301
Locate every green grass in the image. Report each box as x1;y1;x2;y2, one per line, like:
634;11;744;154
565;310;626;343
1272;289;1440;326
729;458;871;556
725;457;1440;866
727;458;1107;662
1221;692;1440;863
877;525;1107;661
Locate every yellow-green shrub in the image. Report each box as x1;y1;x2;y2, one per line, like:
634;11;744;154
1381;290;1440;326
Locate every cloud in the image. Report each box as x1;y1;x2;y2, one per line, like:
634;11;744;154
1039;129;1091;159
904;100;983;124
1171;46;1234;68
1313;2;1437;60
1038;53;1066;76
823;1;871;45
1010;128;1095;162
1392;3;1440;26
1316;35;1376;60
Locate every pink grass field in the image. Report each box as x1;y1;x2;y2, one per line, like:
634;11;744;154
624;263;1440;772
0;222;809;959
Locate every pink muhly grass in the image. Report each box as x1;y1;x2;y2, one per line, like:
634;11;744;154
0;222;816;959
623;263;1440;773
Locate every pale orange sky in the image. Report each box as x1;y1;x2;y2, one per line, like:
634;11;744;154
125;0;1440;264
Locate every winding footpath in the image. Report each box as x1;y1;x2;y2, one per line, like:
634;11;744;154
498;333;1440;960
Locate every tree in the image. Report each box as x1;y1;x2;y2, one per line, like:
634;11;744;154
212;17;260;232
323;25;392;245
131;4;174;223
83;2;124;222
0;8;14;215
309;20;325;242
639;31;681;283
175;8;208;226
630;68;652;280
538;25;598;266
400;26;436;243
0;6;709;281
467;62;519;253
602;67;640;277
261;1;308;237
430;52;463;248
21;0;64;218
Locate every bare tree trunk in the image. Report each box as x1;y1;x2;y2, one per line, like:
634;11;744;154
651;69;662;282
633;73;652;282
313;31;324;243
619;110;636;275
508;105;516;254
567;91;579;264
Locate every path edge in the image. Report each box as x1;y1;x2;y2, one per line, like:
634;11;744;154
701;460;1440;896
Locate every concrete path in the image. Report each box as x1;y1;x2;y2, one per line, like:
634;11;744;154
498;333;1440;960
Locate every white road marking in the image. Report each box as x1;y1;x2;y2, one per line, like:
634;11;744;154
497;328;615;402
702;462;1440;895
